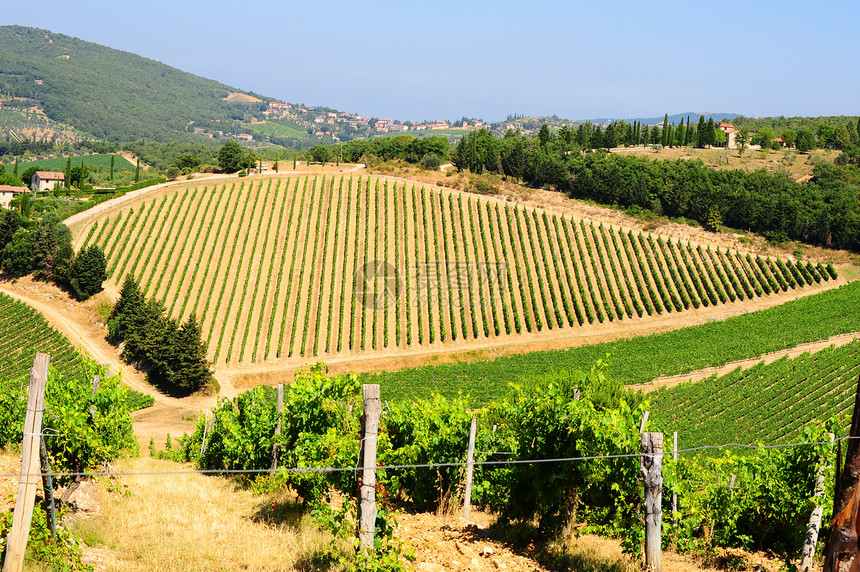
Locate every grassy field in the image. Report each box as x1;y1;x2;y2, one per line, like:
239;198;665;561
72;173;830;374
362;280;860;405
4;153;135;172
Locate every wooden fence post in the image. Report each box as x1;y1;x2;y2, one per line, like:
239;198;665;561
641;432;663;572
672;432;678;528
826;374;860;572
3;353;50;572
463;417;477;520
270;383;283;474
801;433;834;572
89;375;100;419
358;384;381;551
640;411;650;433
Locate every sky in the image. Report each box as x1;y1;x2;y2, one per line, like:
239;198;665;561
3;1;859;123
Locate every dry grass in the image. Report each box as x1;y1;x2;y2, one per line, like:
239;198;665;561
71;457;346;571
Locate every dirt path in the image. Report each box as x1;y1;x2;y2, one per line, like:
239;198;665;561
0;277;217;450
630;330;860;392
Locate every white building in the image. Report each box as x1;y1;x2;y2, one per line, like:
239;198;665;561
31;171;65;193
0;185;29;209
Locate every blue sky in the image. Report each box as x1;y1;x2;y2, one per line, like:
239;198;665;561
3;1;858;123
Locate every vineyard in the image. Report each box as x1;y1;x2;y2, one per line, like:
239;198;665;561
0;293;84;383
653;339;860;446
73;174;835;368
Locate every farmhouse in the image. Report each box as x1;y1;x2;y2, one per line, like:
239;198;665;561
0;185;29;209
718;121;738;149
31;171;65;193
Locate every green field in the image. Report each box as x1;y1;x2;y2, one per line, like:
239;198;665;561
653;340;860;445
0;292;85;383
5;153;135;173
247;120;316;142
362;280;860;405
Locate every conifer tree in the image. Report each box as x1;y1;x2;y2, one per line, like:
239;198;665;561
661;114;669;147
134;157;140;183
109;155;115;182
707;118;716;147
697;115;706;148
13;158;18;177
64;156;72;189
686;116;693;145
677;118;686;148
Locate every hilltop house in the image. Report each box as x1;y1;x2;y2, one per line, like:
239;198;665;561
0;185;29;209
718;122;738;149
31;171;65;193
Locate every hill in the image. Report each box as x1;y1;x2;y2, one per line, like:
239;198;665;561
652;339;860;446
0;25;269;142
70;172;832;378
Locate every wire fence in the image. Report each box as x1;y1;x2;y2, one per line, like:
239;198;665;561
2;434;847;480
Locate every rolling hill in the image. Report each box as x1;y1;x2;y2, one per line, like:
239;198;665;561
70;173;834;372
0;25;269;142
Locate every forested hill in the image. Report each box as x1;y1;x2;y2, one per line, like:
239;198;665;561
0;25;270;142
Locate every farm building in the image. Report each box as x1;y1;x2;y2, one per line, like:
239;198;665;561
0;185;29;209
31;171;65;193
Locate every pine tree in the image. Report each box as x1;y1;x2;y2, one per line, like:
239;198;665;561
174;314;213;394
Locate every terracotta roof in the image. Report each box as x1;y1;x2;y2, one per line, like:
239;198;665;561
34;171;65;180
0;185;28;193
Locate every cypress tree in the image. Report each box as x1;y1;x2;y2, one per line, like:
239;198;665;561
686;116;693;145
13;158;18;177
697;115;706;148
64;156;72;189
677;118;686;148
109;155;115;182
707;118;716;147
661;114;669;147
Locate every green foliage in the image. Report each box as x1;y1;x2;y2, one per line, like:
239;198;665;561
653;341;860;446
0;358;138;479
69;244;107;300
666;423;835;557
0;506;92;571
363;277;854;407
217;141;246;173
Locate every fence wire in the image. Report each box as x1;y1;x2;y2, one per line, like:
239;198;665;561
1;434;848;480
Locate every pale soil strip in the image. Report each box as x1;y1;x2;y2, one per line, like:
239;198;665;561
417;186;438;345
411;184;431;346
343;177;363;352
598;223;636;318
151;188;201;303
370;178;382;350
390;180;403;347
302;177;334;357
263;178;301;361
318;176;345;355
233;179;280;363
463;196;487;338
202;182;253;353
160;188;214;315
333;176;356;354
642;232;684;311
540;211;576;327
140;189;189;294
126;195;170;284
495;203;526;334
633;331;860;393
115;201;151;283
568;217;605;322
215;180;267;363
174;185;228;321
398;182;415;347
186;183;240;327
502;202;536;333
106;204;144;278
137;192;183;293
99;210;125;259
475;197;503;337
448;194;471;339
285;176;323;357
432;187;456;343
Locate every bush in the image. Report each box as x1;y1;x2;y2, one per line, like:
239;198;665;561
418;153;443;170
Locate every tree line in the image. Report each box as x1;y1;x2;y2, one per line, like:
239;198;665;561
449;126;860;252
0;209;107;299
108;276;213;395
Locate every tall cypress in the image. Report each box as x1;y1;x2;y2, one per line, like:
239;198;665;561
13;158;18;177
707;118;716;147
134;157;140;183
677;118;685;148
697;115;706;148
64;156;72;189
109;155;115;182
661;114;669;147
686;116;693;145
